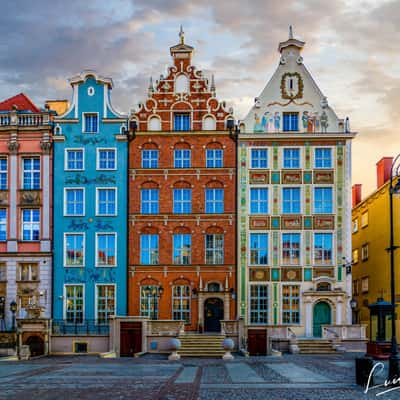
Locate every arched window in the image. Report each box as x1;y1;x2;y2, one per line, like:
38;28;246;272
148;116;161;131
203;116;216;131
316;282;331;291
175;74;189;93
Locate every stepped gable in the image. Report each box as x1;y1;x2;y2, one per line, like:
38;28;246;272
0;93;40;112
133;26;232;131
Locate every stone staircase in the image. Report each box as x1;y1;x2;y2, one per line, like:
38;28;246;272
297;339;337;354
178;334;226;357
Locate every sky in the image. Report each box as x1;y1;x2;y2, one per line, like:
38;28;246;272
1;0;399;197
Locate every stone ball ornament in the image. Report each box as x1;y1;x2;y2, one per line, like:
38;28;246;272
169;338;181;351
222;338;234;350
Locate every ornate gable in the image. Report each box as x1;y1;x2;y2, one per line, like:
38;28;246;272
133;27;232;132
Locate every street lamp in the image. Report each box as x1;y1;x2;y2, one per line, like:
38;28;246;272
387;155;400;380
10;300;17;331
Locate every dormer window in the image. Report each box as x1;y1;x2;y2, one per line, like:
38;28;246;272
174;113;190;131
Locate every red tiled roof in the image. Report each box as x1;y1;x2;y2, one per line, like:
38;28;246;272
0;93;40;112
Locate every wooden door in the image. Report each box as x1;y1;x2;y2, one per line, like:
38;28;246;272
248;329;267;356
313;301;331;337
204;298;224;332
120;322;142;357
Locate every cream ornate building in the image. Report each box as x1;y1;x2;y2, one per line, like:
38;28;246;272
238;28;359;348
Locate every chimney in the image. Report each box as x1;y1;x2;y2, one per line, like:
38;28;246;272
352;184;362;208
376;157;393;188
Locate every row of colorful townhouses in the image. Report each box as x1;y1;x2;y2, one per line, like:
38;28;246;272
0;28;367;357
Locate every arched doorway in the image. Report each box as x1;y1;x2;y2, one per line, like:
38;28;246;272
25;335;45;357
313;301;332;337
204;298;223;332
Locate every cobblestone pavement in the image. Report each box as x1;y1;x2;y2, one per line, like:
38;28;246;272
0;353;395;399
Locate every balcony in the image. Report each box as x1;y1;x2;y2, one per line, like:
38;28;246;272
0;111;49;127
52;319;110;336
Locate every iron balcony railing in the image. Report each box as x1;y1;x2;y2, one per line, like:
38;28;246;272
52;319;110;336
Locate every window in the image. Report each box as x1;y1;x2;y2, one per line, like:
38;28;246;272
173;189;192;214
283;148;300;169
203;116;216;131
314;233;333;265
22;158;40;189
251;149;268;169
172;285;190;322
206;149;223;168
140;234;159;265
250;188;268;214
148;116;161;131
174;113;190;131
65;285;84;323
96;188;116;216
314;148;332;168
361;277;369;293
282;285;300;324
353;280;359;296
142;150;159;168
18;263;38;281
65;188;84;216
174;149;191;168
283;112;298;131
0;209;6;241
352;219;359;234
96;233;116;266
22;209;40;241
282;233;300;265
96;285;115;323
175;75;189;93
141;189;159;214
317;282;331;291
314;187;333;214
140;285;160;319
361;212;368;228
361;244;369;261
0;158;7;189
205;234;224;264
65;234;84;266
282;187;301;214
250;285;268;324
352;249;359;264
208;283;221;292
205;188;224;213
97;149;116;170
65;149;84;170
84;113;98;133
173;234;191;265
250;233;268;265
0;263;6;281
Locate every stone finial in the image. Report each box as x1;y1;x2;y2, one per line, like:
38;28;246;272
148;77;154;96
210;74;216;96
289;25;294;40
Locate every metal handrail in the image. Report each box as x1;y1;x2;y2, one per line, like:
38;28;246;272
51;319;110;335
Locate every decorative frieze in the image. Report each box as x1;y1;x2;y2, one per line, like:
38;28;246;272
249;171;269;184
313;170;334;184
281;268;302;282
313;215;335;230
249;216;270;230
249;269;270;282
281;215;302;230
281;170;302;184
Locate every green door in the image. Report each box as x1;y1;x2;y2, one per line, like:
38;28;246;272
313;301;331;337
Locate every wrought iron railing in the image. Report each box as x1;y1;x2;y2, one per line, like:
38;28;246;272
52;319;110;335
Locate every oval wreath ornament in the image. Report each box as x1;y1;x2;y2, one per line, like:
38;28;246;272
280;72;304;100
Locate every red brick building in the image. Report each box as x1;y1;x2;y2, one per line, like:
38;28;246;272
128;29;237;332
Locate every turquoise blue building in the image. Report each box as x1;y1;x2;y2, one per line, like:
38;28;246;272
52;71;128;324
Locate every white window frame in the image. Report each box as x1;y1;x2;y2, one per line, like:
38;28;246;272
249;147;269;169
141;149;159;168
96;187;117;216
281;186;302;214
64;232;85;267
64;187;85;216
281;232;302;266
21;208;40;241
248;186;269;214
0;208;6;241
96;148;117;171
21;157;41;190
205;233;224;264
281;284;301;325
313;146;334;169
282;147;302;169
64;148;85;171
172;285;191;323
95;232;117;267
249;231;269;266
82;112;99;133
0;157;8;190
18;263;39;281
313;231;335;266
313;186;334;214
63;284;85;322
249;284;269;325
95;283;116;323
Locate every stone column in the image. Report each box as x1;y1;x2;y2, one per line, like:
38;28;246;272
198;293;203;329
224;292;230;320
40;146;51;252
7;140;18;252
336;297;343;325
6;259;17;329
305;298;313;337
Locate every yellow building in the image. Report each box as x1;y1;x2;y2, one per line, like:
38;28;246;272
352;157;400;341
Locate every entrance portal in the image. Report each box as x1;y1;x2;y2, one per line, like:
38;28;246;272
25;335;45;357
120;322;142;357
204;298;223;332
313;301;332;337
